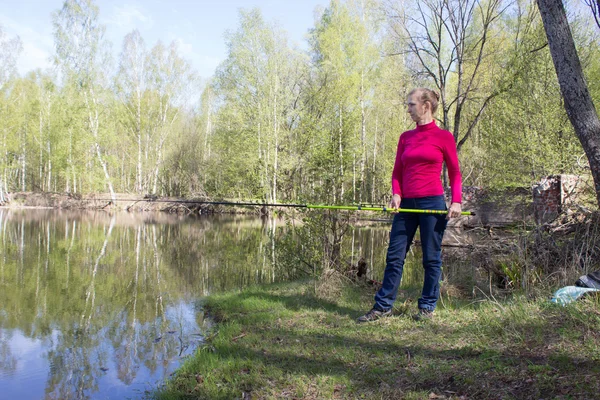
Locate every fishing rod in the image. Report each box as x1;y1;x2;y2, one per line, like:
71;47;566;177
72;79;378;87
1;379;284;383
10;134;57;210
90;197;476;216
307;204;475;215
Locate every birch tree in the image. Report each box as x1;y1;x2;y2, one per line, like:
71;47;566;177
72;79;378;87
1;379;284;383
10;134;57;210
146;41;194;195
0;26;22;201
9;77;37;192
199;82;214;164
33;71;58;192
368;40;412;203
214;9;301;202
116;30;147;194
348;0;382;203
308;0;364;203
53;0;116;201
187;81;217;193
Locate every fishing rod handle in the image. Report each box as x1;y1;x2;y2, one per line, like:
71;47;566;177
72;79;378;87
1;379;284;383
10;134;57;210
389;208;475;216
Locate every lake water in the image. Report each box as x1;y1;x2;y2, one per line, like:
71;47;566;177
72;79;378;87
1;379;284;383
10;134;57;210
0;210;400;399
0;209;477;399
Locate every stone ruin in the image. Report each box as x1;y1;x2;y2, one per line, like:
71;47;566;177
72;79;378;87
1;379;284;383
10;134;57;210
532;174;582;224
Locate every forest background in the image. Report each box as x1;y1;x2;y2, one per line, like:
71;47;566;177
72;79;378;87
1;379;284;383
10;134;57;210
1;0;599;207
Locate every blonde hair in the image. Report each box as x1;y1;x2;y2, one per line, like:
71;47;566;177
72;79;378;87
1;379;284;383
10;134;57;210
409;88;440;115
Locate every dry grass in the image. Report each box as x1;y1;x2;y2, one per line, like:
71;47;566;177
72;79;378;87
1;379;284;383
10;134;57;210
448;211;600;293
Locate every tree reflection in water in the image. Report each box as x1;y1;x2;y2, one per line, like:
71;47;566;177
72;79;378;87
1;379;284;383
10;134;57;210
0;209;393;399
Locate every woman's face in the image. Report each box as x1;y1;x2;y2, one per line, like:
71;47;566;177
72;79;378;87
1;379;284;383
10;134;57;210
406;93;429;123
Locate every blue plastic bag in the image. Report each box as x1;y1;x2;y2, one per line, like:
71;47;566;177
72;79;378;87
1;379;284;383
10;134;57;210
551;286;600;305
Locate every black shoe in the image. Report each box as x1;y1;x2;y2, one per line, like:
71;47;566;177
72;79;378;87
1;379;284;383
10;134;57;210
357;308;392;323
412;308;434;321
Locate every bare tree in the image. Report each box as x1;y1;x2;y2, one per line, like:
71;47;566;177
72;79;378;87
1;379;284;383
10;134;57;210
116;30;147;194
537;0;600;206
384;0;510;151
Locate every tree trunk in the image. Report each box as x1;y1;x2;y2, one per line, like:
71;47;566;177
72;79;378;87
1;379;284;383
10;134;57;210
203;89;212;161
95;142;116;200
360;73;366;204
353;153;356;203
137;132;142;194
371;115;378;203
47;141;52;191
273;73;278;204
21;130;26;192
84;90;116;202
39;111;44;190
67;128;74;193
136;85;143;194
152;140;163;195
339;105;344;199
537;0;600;205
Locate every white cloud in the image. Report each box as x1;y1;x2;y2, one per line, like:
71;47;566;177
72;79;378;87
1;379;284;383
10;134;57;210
173;36;193;54
0;13;54;75
197;55;222;77
19;40;53;74
169;35;222;78
106;4;153;29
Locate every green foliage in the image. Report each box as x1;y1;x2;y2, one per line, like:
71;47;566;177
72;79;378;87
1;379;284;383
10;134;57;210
276;210;354;277
458;1;593;188
274;209;393;285
0;0;598;204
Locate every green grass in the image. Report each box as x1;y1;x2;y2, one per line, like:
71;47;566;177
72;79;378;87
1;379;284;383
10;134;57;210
152;279;600;399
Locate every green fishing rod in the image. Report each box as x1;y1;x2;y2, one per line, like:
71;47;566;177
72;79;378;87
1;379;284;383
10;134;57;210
306;204;475;216
91;197;475;216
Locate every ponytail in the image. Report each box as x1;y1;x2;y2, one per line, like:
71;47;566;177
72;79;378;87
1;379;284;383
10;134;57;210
409;88;440;115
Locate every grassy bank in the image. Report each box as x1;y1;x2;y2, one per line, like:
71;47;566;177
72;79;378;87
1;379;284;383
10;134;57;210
153;278;600;399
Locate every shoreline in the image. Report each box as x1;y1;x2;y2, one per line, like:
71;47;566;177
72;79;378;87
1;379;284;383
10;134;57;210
0;191;262;214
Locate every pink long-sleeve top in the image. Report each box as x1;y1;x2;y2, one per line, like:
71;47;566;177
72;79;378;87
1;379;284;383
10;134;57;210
392;120;462;203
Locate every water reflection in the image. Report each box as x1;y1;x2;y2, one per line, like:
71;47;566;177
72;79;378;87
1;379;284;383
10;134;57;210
0;209;474;399
0;210;271;399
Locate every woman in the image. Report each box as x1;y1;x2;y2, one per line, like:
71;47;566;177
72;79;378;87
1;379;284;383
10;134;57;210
357;88;462;322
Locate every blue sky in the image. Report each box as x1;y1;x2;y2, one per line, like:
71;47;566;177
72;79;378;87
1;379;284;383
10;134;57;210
1;0;328;79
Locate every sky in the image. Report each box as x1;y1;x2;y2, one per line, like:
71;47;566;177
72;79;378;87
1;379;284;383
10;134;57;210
0;0;328;79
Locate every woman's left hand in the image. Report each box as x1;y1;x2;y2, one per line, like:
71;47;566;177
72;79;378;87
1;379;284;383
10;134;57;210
446;202;462;220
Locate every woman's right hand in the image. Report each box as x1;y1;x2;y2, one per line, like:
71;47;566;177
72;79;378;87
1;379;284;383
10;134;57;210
390;194;401;209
